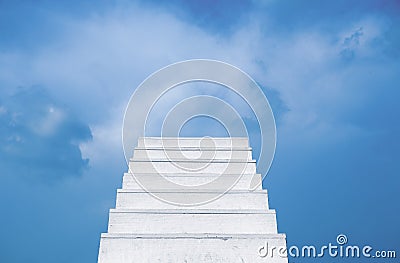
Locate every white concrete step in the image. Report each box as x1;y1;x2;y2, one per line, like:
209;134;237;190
132;148;252;161
109;209;271;213
122;173;262;190
129;161;256;174
98;233;288;263
115;189;269;210
130;158;255;163
137;137;249;148
107;209;277;234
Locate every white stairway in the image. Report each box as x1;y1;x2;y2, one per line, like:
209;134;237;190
98;138;288;262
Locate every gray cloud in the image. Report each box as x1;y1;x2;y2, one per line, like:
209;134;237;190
0;86;92;182
340;27;364;60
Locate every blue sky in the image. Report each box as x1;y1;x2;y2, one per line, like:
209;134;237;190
0;0;399;262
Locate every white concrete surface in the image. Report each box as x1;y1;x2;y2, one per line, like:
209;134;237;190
133;148;252;160
129;161;256;174
137;137;250;148
98;233;288;263
107;210;278;234
115;189;270;210
122;172;263;190
98;137;287;263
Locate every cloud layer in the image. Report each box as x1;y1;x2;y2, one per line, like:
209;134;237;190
0;86;92;182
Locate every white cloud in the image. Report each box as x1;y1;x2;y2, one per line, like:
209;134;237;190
32;106;65;136
0;2;394;166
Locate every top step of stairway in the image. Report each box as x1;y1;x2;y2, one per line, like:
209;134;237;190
137;137;249;148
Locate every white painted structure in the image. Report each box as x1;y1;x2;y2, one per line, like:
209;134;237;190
98;138;287;262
